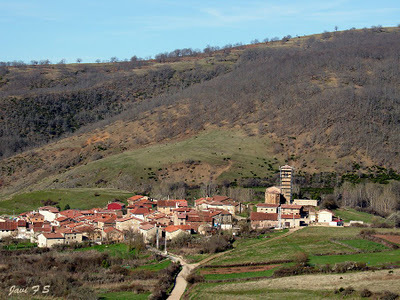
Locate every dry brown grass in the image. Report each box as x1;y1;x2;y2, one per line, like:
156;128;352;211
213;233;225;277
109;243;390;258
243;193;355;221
207;269;400;294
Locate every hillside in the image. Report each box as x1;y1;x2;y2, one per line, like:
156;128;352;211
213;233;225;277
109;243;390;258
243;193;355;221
0;51;237;158
1;27;400;200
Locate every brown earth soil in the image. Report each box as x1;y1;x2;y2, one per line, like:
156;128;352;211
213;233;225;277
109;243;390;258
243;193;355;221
200;264;280;275
374;234;400;244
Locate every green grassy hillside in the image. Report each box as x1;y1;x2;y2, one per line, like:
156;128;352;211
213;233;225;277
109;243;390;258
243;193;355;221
0;188;133;214
20;130;287;193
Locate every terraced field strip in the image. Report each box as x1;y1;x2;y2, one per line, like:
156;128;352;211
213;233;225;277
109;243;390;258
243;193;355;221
339;238;388;251
374;234;400;245
200;264;282;281
309;248;400;266
187;269;400;300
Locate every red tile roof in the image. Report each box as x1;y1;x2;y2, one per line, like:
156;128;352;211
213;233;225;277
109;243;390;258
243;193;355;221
173;207;192;212
139;223;155;231
42;233;64;239
195;196;231;205
281;214;301;219
103;227;122;234
100;217;116;224
281;204;302;209
59;210;83;219
212;195;230;202
116;216;142;222
129;206;151;215
27;212;44;219
250;212;278;221
0;221;17;230
73;225;95;233
38;206;59;213
256;203;279;208
55;216;71;222
128;195;146;201
107;202;126;210
158;199;188;208
164;225;191;233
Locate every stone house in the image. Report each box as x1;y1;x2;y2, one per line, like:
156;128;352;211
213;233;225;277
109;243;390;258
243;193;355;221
157;200;188;214
102;227;124;242
139;223;157;242
256;203;279;213
212;211;233;230
164;225;191;240
250;212;278;229
37;233;65;248
127;195;149;206
281;214;301;228
280;204;303;216
115;216;142;232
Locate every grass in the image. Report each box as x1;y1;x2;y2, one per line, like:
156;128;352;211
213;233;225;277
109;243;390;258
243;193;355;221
98;291;151;300
39;129;283;188
0;188;133;214
188;282;346;300
190;227;400;298
333;208;382;224
309;248;400;266
188;269;400;299
233;229;289;249
185;253;213;264
135;259;172;271
75;243;141;259
211;227;363;266
339;239;388;252
2;241;37;250
202;266;281;281
211;227;400;266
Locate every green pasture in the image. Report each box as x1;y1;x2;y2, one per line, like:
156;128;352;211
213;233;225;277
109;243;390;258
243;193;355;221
38;130;283;188
333;208;383;224
309;249;400;266
339;239;388;252
0;188;133;214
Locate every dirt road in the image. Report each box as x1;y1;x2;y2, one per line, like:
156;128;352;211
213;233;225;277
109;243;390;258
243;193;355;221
149;226;303;300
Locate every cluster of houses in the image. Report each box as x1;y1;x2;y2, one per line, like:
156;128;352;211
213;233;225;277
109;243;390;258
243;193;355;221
0;181;343;248
250;185;340;229
0;195;243;248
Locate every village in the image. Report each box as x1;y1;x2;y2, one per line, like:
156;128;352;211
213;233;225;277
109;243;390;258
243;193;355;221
0;166;343;248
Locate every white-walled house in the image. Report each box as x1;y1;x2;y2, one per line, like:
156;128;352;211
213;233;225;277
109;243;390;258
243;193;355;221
256;203;279;214
139;223;157;242
0;221;17;239
37;233;65;248
318;210;333;223
38;207;59;222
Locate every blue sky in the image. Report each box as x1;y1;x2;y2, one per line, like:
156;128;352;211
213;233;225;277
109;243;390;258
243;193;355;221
1;0;399;63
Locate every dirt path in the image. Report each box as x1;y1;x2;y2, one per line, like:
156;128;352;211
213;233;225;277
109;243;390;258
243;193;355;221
150;226;304;300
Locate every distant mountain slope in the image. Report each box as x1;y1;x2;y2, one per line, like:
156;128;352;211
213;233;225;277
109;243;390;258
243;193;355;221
1;27;400;197
0;54;235;158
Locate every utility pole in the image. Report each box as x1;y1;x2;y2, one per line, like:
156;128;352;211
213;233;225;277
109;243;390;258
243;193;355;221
278;206;282;229
156;226;159;250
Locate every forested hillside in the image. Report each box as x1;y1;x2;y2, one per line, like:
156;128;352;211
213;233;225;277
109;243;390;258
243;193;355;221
1;27;400;203
0;55;234;158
